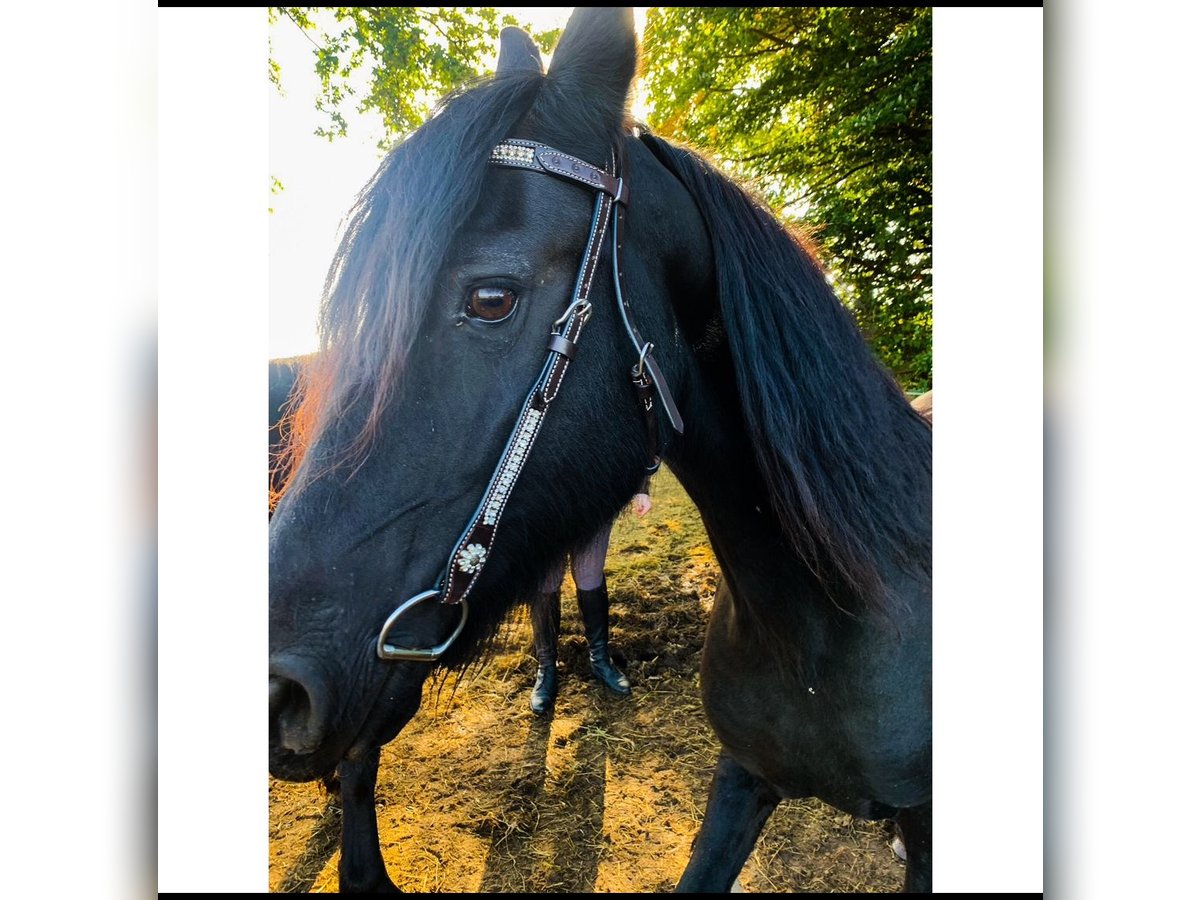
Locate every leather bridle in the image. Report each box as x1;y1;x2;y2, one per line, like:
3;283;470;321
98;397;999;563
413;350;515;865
376;138;684;661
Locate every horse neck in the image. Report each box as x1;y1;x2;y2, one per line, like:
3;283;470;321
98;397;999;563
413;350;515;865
665;349;841;644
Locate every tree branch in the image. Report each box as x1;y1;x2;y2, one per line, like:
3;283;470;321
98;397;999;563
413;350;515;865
413;9;468;53
731;145;803;164
747;27;800;51
797;159;879;197
280;7;324;53
718;44;788;61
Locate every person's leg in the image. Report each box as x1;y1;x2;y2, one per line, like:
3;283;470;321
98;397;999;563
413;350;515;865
572;526;631;696
530;561;564;715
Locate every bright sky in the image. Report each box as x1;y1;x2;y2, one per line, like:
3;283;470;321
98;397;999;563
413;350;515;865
269;8;647;359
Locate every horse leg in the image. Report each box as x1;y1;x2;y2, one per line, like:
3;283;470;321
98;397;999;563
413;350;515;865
336;747;399;893
895;802;931;892
676;751;780;893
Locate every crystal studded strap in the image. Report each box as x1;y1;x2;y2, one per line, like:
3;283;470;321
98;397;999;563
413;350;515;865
491;140;628;204
437;367;554;606
438;170;615;607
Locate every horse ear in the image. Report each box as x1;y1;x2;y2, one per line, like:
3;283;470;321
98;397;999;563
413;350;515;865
546;7;637;123
496;26;543;76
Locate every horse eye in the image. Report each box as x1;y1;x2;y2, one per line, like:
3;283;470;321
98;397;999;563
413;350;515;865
466;287;517;322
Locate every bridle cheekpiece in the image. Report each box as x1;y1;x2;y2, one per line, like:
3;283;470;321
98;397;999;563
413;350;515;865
376;138;682;662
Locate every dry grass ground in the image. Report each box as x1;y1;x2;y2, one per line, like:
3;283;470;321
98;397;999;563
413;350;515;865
269;470;905;892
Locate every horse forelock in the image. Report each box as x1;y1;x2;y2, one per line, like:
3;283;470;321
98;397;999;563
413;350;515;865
277;73;548;492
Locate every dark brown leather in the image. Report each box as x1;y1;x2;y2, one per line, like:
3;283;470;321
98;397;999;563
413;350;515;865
612;197;685;434
439;385;549;606
533;146;629;204
546;333;577;360
538;282;595;407
632;366;661;480
491;140;628;204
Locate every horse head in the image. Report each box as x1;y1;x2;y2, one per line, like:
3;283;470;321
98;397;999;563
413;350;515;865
268;8;713;782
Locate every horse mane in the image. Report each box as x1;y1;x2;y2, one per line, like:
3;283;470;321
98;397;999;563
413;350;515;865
642;135;931;610
268;356;307;512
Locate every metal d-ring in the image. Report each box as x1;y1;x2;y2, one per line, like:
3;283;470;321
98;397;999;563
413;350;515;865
633;341;654;379
376;589;469;662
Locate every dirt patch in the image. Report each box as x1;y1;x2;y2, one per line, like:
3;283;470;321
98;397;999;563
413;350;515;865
269;471;906;892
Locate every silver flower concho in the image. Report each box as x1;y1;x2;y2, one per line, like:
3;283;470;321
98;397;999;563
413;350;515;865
456;542;488;575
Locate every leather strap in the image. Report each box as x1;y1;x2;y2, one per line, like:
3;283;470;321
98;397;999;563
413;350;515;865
491;140;628;204
545;333;576;360
611;196;685;435
438;180;614;606
632;366;662;479
493;140;682;437
537;193;613;407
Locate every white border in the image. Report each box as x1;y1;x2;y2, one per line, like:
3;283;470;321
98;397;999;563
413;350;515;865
159;8;268;893
933;8;1043;893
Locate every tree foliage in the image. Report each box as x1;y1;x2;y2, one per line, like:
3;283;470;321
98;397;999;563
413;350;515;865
269;7;558;146
644;7;932;390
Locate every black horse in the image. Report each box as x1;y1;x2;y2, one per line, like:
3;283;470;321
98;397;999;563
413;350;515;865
269;8;931;892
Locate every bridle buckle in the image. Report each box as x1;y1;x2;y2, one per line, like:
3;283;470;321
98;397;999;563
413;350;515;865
553;298;592;328
633;341;654;379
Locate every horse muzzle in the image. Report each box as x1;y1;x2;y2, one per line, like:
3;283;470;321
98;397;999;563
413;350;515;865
268;654;344;780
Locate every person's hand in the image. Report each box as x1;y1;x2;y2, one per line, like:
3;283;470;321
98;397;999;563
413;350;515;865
632;493;652;517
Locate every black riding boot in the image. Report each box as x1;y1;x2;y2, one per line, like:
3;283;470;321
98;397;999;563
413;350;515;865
577;582;631;696
530;590;560;715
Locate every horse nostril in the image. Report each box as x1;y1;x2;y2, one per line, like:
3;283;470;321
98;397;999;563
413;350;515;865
269;665;329;755
269;675;288;718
